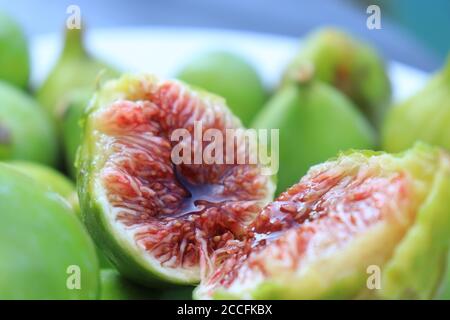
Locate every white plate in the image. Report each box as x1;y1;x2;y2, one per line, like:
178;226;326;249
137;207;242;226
30;27;428;102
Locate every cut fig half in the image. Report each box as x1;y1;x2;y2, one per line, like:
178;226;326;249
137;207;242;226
77;74;275;286
195;143;450;299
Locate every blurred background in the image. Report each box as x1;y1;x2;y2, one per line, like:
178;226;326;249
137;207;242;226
0;0;448;72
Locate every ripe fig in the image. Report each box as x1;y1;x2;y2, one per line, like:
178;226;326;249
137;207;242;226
77;74;275;287
382;56;450;153
0;11;29;89
283;28;391;127
36;26;118;119
176;51;267;126
253;74;376;194
100;269;193;300
195;143;450;299
0;163;99;299
0;81;58;166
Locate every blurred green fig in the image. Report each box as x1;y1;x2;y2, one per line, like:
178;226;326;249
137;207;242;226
0;164;99;299
3;160;77;208
3;160;113;269
196;143;450;299
0;11;30;89
62;90;91;178
382;55;450;153
283;28;391;127
0;81;58;166
100;269;193;300
36;26;118;120
253;72;376;194
176;50;267;126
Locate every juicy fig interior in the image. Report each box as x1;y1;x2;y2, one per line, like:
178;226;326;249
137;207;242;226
198;154;418;298
93;79;273;279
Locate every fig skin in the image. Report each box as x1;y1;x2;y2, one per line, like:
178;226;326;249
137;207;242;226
36;26;119;120
195;143;450;300
253;78;376;194
283;28;391;127
62;90;91;179
176;51;267;126
3;160;77;208
382;55;450;153
77;74;275;288
0;11;30;89
100;269;194;300
0;81;58;166
2;160;112;269
0;164;99;299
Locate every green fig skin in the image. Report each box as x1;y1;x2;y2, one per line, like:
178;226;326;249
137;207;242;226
62;90;91;179
36;27;119;120
283;28;391;127
0;81;58;166
176;51;267;126
253;80;376;195
0;11;30;89
2;160;113;269
438;253;450;299
195;143;450;300
0;164;100;299
100;269;194;300
382;56;450;153
3;160;76;205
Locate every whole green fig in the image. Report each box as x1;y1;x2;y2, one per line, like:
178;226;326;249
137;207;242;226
0;11;29;89
253;72;376;194
176;51;267;126
382;55;450;153
283;28;391;127
36;26;118;119
0;81;58;166
0;164;99;299
195;143;450;300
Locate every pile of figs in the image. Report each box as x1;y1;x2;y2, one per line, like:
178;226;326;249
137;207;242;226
1;10;450;300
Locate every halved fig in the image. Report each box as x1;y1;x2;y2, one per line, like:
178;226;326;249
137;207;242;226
77;74;275;286
195;143;450;299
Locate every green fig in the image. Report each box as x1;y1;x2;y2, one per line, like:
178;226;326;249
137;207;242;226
0;163;99;299
283;28;391;127
0;81;58;166
3;160;77;207
253;73;376;194
77;74;275;287
62;89;91;178
176;51;267;126
195;143;450;299
36;26;118;120
438;253;450;299
2;160;113;269
100;269;193;300
382;55;450;153
0;11;30;89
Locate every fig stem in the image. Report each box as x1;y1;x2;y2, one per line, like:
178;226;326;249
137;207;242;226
62;26;87;59
290;62;315;85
